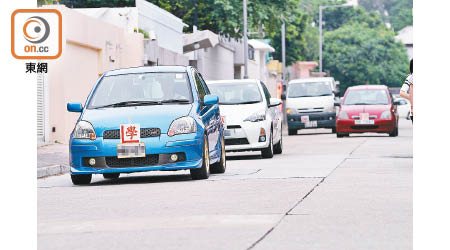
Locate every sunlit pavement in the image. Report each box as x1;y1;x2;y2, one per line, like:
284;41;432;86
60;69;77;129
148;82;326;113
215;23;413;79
38;119;412;250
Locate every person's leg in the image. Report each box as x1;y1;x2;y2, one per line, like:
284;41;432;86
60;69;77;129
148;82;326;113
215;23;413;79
410;116;413;124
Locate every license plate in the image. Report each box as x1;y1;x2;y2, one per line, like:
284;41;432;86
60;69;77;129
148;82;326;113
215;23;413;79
355;120;375;125
304;121;317;128
301;115;310;123
224;129;234;137
117;143;145;158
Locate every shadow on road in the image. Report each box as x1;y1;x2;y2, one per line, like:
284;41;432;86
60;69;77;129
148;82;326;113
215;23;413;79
291;132;333;136
226;154;262;161
88;173;193;186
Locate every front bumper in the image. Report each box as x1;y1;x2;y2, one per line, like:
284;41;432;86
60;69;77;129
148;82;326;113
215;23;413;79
223;120;271;152
287;112;336;130
70;133;203;175
336;119;395;133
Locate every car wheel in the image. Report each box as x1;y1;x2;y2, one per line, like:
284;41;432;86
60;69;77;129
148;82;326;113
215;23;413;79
337;133;349;138
190;136;210;180
288;129;297;136
210;136;226;174
273;130;283;154
389;127;399;137
261;131;274;158
332;127;336;133
103;173;120;179
71;174;92;185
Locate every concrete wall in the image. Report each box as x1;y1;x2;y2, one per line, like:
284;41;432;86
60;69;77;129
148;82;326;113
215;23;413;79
197;43;235;80
136;0;186;54
43;5;144;144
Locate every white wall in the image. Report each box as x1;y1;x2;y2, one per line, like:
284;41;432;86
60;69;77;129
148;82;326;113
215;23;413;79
197;43;235;80
136;0;186;54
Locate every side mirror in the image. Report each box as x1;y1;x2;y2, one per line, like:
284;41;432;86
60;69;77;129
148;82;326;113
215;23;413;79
393;100;401;106
269;98;282;107
280;94;286;100
67;102;83;112
203;94;219;105
334;101;341;107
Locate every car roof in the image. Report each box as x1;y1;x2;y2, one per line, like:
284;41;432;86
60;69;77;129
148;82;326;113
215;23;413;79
288;77;334;84
206;79;260;84
347;85;388;90
104;66;191;76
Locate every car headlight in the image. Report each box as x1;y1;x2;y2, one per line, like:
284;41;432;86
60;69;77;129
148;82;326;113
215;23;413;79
338;111;349;120
168;116;197;136
244;111;266;122
73;120;96;140
380;110;392;119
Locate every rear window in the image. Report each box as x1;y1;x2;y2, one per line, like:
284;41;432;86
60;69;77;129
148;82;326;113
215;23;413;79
343;89;389;105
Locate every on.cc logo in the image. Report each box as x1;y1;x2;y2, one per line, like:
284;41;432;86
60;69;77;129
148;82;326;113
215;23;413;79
23;16;50;44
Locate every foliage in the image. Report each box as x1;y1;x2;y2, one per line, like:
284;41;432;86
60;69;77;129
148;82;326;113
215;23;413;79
138;28;149;38
146;0;308;65
359;0;413;31
56;0;135;8
323;22;409;91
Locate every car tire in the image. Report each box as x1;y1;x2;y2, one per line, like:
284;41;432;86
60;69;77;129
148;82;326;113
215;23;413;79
288;129;297;136
103;173;120;179
332;127;336;133
261;131;274;158
210;136;226;174
190;136;210;180
71;174;92;185
337;133;349;138
273;131;283;154
389;127;399;137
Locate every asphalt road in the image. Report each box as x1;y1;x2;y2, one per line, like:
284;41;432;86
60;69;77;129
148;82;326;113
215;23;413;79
38;120;412;250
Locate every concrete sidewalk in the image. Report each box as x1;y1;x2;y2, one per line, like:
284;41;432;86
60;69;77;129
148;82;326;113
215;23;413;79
37;143;69;178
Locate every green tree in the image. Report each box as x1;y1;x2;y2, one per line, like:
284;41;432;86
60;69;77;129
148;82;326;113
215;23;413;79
57;0;135;8
146;0;308;65
323;22;409;91
359;0;413;31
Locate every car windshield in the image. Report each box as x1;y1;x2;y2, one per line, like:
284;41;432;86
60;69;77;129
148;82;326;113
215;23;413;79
343;89;389;105
208;82;262;105
288;81;332;98
88;72;192;109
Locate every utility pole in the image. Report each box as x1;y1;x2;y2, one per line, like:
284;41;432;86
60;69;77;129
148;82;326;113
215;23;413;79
281;21;286;87
281;21;287;118
319;6;323;74
243;0;248;79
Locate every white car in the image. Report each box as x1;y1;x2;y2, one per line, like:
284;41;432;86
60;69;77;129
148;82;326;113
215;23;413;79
207;79;283;158
283;77;339;135
394;97;411;119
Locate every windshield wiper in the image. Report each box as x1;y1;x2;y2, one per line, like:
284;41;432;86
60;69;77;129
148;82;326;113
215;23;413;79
161;99;191;104
218;101;260;105
93;100;162;109
289;95;314;98
348;102;371;105
234;101;261;104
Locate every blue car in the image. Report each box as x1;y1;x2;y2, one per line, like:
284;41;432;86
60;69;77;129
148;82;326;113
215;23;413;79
67;66;226;185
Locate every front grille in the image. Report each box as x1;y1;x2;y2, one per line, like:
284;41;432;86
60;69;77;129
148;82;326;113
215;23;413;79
352;115;377;120
227;125;241;129
350;125;379;130
103;128;161;139
225;138;250;145
105;154;159;168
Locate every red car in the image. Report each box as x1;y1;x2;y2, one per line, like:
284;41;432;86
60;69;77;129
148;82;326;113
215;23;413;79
335;85;399;138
